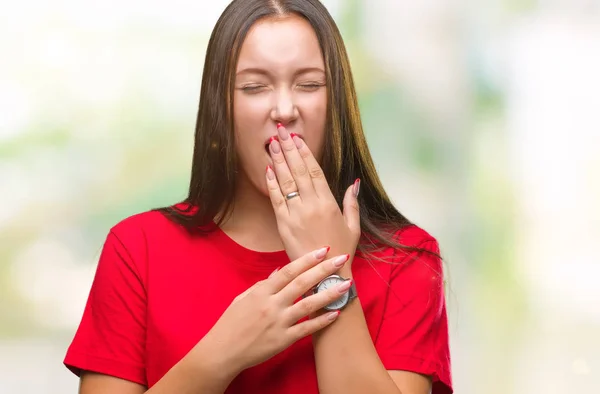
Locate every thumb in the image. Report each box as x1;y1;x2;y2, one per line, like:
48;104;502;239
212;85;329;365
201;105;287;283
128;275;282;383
342;178;361;238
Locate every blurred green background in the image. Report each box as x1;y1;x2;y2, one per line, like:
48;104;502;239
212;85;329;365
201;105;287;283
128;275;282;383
1;0;599;393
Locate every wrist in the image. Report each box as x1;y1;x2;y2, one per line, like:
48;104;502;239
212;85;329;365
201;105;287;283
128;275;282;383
188;336;240;389
336;265;353;279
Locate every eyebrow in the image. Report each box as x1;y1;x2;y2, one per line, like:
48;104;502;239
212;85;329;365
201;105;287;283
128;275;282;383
235;67;325;77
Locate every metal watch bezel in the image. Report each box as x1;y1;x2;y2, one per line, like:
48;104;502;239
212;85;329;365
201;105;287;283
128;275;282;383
314;274;356;311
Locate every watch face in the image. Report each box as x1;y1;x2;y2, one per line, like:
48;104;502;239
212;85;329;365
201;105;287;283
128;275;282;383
317;276;350;311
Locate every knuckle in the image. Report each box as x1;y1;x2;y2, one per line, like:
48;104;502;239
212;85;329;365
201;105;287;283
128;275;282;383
296;323;312;338
258;300;278;320
280;266;295;281
308;167;325;179
281;178;297;192
282;141;296;152
301;206;316;219
273;197;286;208
299;147;312;159
293;277;309;291
267;181;280;191
273;155;286;165
292;164;308;178
299;299;314;315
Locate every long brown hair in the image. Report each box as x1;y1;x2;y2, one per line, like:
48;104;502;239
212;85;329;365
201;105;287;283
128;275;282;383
158;0;425;256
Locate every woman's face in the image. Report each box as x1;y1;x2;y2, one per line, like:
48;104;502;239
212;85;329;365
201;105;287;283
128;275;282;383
233;14;327;196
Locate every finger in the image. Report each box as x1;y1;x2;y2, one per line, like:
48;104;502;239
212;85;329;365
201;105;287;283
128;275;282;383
266;246;330;293
232;280;264;304
293;135;332;198
275;124;316;198
266;165;289;216
342;179;361;239
269;139;302;200
269;266;281;278
278;253;350;303
286;278;353;323
287;310;340;341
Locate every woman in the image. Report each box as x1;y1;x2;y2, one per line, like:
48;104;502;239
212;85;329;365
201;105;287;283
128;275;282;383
64;0;452;393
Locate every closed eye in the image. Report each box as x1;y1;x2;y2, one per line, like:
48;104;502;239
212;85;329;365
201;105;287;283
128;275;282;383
240;85;267;93
298;83;325;91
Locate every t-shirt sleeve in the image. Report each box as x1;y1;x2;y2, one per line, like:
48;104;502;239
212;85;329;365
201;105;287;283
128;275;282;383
375;234;452;394
64;229;147;386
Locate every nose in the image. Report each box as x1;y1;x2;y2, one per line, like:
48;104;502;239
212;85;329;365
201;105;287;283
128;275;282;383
270;88;298;125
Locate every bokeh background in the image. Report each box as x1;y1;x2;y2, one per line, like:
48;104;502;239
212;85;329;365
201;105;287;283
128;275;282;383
1;0;599;392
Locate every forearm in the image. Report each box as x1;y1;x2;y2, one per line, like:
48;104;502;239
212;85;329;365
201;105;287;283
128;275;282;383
312;268;402;394
146;338;238;394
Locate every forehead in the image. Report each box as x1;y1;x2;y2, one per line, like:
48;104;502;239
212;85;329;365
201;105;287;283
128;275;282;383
236;15;324;73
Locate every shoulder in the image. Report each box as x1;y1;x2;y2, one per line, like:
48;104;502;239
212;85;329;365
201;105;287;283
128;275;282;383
104;208;190;261
364;224;440;260
109;208;186;241
394;224;438;248
367;224;443;281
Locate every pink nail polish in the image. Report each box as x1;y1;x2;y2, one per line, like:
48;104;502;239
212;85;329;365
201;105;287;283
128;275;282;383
269;136;277;143
289;133;297;138
327;311;340;321
270;139;281;154
277;123;283;129
333;254;349;267
266;165;275;180
337;279;353;293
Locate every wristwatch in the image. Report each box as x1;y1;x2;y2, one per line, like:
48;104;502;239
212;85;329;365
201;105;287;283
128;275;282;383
313;275;357;311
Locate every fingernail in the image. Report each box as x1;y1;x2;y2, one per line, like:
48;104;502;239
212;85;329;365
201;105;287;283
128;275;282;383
353;178;361;197
327;311;340;321
292;134;303;149
269;136;277;144
314;246;329;259
337;279;352;293
270;139;281;153
332;254;349;268
266;165;275;180
277;123;289;140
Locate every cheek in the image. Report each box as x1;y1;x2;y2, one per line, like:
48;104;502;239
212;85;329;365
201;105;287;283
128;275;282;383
233;93;268;159
233;93;271;125
299;92;327;158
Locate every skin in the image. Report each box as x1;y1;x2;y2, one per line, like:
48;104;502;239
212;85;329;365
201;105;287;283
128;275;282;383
79;14;433;394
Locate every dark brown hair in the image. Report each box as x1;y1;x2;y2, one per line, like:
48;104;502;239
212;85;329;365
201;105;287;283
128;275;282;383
158;0;429;257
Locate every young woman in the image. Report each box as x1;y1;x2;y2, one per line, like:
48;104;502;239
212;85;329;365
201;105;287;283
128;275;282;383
64;1;452;393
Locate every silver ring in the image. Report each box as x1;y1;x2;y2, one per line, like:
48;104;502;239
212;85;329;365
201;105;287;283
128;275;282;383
285;191;300;200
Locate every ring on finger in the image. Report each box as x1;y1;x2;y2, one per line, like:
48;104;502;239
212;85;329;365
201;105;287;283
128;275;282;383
285;191;300;200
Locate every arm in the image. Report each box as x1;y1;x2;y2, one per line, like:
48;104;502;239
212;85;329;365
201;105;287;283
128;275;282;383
313;237;450;394
69;227;349;394
262;126;451;393
69;230;235;394
311;280;431;394
79;340;235;394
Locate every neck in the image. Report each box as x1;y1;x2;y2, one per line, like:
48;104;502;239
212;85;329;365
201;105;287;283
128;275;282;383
218;176;285;252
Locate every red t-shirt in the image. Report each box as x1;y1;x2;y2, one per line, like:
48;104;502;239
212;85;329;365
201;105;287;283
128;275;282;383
64;210;452;393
